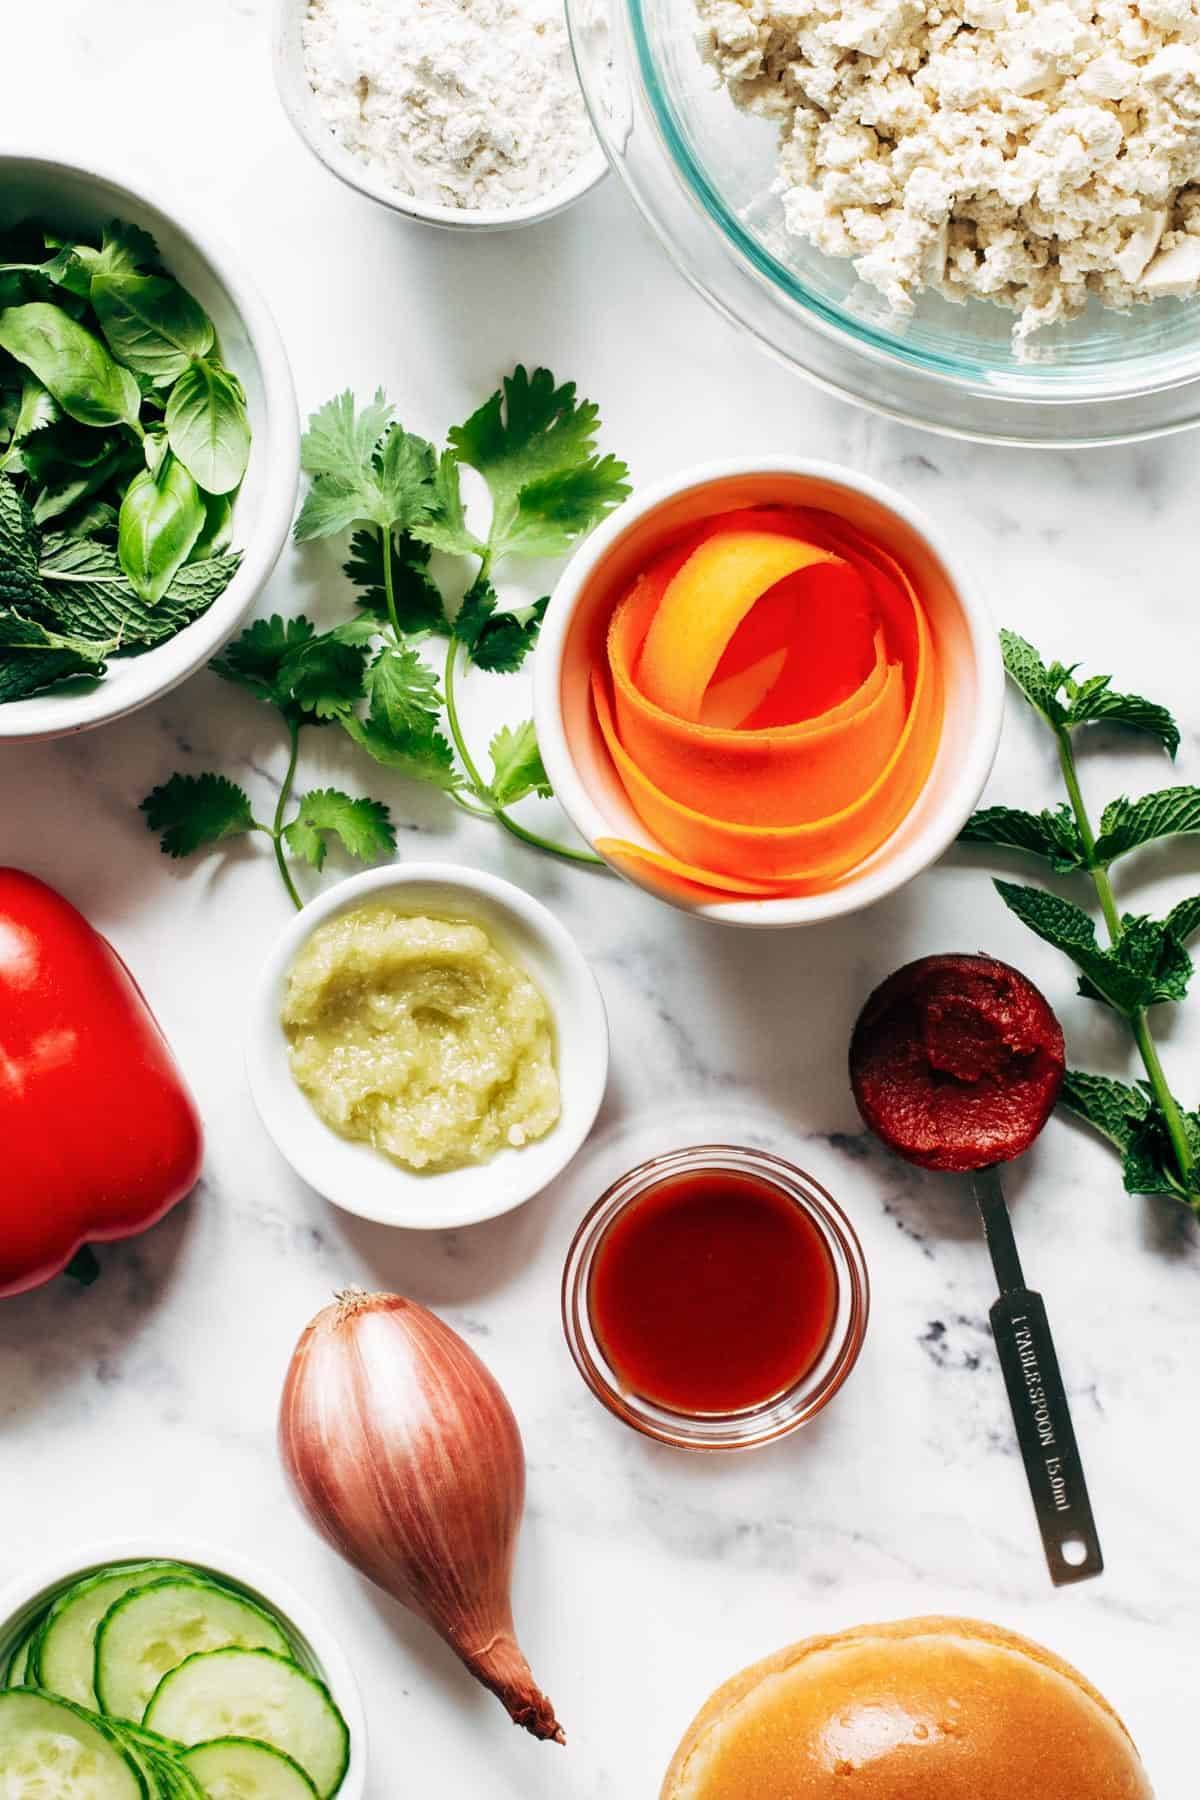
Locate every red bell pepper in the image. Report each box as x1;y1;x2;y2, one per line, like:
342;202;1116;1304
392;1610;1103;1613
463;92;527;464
0;868;203;1298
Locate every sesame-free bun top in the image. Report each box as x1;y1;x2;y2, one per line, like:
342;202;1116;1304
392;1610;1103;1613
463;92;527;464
661;1616;1153;1800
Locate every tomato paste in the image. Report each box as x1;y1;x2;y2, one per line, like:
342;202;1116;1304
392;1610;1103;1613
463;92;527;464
849;953;1065;1171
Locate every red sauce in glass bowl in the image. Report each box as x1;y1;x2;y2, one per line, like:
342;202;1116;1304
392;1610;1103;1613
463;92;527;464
586;1165;839;1415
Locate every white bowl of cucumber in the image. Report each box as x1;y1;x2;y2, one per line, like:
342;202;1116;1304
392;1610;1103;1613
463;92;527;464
0;1541;366;1798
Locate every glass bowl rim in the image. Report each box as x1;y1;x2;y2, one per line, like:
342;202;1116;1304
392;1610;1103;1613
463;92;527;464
617;0;1200;410
561;1143;870;1451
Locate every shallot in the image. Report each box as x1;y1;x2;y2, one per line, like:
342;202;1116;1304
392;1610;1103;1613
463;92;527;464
278;1288;563;1742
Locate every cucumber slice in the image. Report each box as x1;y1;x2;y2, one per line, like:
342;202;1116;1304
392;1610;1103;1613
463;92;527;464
96;1581;292;1724
182;1738;319;1798
3;1621;41;1687
0;1688;146;1798
34;1563;194;1707
145;1652;349;1799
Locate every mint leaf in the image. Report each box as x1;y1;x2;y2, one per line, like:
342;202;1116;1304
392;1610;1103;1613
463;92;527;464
364;644;442;736
283;787;396;870
999;629;1070;726
411;450;484;558
993;880;1149;1014
1164;895;1200;945
454;577;546;673
141;772;256;857
37;533;236;647
0;610;106;701
448;366;630;562
344;527;447;635
0;472;45;613
1108;914;1193;1005
959;803;1085;872
1120;1101;1200;1199
1094;786;1200;865
341;712;460;790
1064;674;1180;758
488;720;552;806
1058;1069;1149;1153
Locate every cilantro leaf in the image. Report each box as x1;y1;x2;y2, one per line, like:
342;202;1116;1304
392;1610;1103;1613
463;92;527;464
1094;786;1200;865
341;712;460;790
299;388;393;479
344;527;448;635
448;366;630;562
453;577;547;673
294;394;436;541
959;803;1085;872
140;772;257;858
488;720;552;806
210;615;368;724
1064;674;1180;758
283;787;396;870
411;450;484;558
364;644;443;737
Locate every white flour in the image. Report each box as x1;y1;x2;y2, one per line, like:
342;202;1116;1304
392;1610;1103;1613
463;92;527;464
303;0;596;211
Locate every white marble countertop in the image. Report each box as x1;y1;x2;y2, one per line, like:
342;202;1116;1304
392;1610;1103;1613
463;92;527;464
2;2;1199;1794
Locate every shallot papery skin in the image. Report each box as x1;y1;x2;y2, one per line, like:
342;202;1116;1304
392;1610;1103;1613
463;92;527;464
279;1288;564;1743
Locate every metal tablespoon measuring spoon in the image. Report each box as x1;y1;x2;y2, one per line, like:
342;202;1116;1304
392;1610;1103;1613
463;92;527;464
849;952;1103;1587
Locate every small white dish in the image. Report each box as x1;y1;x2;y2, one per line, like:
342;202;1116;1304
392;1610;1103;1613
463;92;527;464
533;457;1005;929
246;864;610;1228
273;0;609;231
0;152;299;743
0;1537;367;1800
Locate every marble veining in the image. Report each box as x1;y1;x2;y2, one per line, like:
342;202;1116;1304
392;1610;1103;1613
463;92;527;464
2;1;1199;1795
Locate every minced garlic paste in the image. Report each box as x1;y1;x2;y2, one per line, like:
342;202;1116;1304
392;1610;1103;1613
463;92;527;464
281;906;560;1171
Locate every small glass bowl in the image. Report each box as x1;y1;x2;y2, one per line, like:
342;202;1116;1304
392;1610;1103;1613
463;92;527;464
561;1144;869;1450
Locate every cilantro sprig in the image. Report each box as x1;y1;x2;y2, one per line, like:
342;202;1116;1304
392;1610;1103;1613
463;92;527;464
140;367;629;903
961;629;1200;1213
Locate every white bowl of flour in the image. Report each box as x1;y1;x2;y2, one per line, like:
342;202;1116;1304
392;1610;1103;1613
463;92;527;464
274;0;608;228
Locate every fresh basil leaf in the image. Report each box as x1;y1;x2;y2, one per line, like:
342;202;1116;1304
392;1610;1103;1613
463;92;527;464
73;218;161;281
118;452;206;603
91;273;214;385
188;490;234;562
0;302;140;428
165;358;250;494
1094;787;1200;866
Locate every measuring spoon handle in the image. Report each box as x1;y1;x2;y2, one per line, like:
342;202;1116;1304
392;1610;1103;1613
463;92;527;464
989;1287;1104;1585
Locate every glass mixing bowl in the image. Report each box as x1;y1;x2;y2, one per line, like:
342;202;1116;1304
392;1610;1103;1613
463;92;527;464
567;0;1200;444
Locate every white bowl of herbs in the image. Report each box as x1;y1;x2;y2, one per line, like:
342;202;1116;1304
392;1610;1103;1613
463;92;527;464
0;154;299;741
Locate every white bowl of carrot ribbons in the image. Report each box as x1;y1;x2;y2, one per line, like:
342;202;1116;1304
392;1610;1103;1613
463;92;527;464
534;460;1004;927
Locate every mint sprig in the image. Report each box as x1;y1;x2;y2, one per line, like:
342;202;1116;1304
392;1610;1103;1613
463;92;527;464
962;630;1200;1213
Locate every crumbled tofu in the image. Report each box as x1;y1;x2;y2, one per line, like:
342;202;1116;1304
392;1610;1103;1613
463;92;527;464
696;0;1200;335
